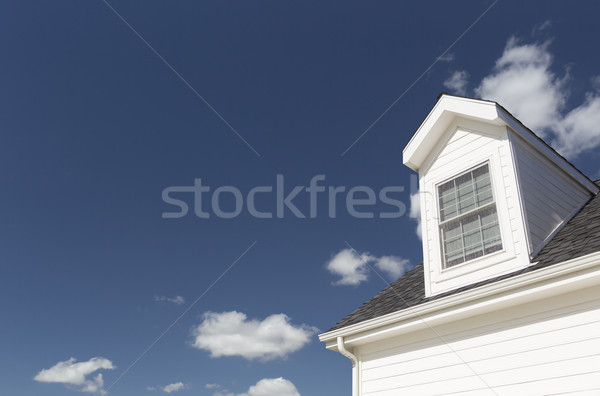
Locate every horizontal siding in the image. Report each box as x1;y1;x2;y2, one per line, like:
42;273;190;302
359;288;600;395
511;134;590;254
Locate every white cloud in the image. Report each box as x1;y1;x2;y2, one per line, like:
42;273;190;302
326;248;412;285
475;37;565;137
374;255;411;279
532;20;552;37
154;295;185;305
163;382;185;393
213;378;300;396
552;92;600;158
438;52;455;62
409;192;422;240
34;357;116;395
325;249;372;285
473;37;600;158
191;311;318;361
444;71;469;96
206;383;221;389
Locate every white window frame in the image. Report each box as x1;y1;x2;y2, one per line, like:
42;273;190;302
436;161;503;269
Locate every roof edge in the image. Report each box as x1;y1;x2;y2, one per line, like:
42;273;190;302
319;250;600;346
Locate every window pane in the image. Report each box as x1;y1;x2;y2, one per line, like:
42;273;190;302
438;180;457;222
438;163;493;223
462;213;483;259
442;221;464;267
456;172;476;214
474;164;493;206
481;207;503;254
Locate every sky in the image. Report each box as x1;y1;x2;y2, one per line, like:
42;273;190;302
1;1;600;395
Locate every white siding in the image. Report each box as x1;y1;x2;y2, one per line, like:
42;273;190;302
357;286;600;395
510;132;591;255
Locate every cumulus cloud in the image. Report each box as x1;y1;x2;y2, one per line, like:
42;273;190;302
325;249;371;285
213;378;300;396
475;37;565;137
374;255;411;279
33;357;116;395
163;382;185;393
472;37;600;158
326;248;411;285
154;295;185;305
191;311;318;361
444;71;469;96
552;92;600;158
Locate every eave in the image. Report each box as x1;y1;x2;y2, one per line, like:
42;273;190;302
319;251;600;352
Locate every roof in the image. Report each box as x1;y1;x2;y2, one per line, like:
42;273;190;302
328;181;600;332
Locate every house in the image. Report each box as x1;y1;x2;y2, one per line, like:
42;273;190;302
319;94;600;395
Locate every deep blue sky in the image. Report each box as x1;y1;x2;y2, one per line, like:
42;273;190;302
1;1;599;395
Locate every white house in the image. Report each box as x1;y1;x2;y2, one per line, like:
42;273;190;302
319;94;600;395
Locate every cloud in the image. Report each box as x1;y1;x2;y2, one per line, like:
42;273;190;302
552;92;600;158
532;20;552;37
444;71;469;96
206;383;221;389
154;295;185;305
325;249;371;285
213;378;300;396
163;382;185;393
438;52;455;62
472;37;600;158
374;255;411;279
326;249;412;285
409;192;422;240
191;311;318;361
34;357;116;395
475;37;565;137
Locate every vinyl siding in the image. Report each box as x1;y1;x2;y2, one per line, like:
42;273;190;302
510;132;591;255
357;286;600;395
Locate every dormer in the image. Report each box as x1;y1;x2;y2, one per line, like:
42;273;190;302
403;94;599;297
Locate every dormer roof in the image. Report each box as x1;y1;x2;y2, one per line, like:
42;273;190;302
403;94;598;193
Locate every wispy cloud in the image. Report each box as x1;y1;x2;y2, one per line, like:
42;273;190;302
467;37;600;159
444;71;469;96
191;311;318;361
438;52;455;62
213;378;300;396
147;382;186;393
34;357;116;395
325;249;411;285
154;295;185;305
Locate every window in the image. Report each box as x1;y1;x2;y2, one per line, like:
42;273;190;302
438;163;503;268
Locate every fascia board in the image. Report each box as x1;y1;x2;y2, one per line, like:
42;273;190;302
319;251;600;349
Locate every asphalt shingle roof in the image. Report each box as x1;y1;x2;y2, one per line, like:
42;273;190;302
328;182;600;332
